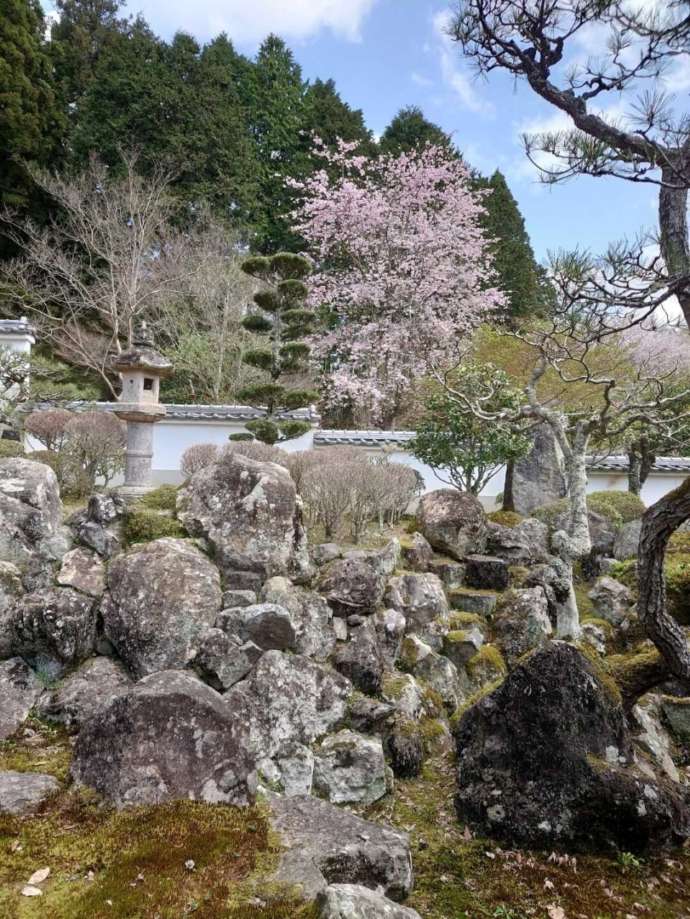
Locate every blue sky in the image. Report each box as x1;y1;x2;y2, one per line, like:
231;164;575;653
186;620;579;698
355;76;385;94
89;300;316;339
46;0;674;264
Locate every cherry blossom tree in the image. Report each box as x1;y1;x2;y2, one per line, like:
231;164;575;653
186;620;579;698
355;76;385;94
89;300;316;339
291;140;504;426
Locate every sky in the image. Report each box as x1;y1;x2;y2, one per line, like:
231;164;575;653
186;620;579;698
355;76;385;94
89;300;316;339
44;0;688;265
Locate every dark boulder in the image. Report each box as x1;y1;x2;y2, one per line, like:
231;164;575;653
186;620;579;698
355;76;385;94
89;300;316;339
332;618;384;696
464;555;510;591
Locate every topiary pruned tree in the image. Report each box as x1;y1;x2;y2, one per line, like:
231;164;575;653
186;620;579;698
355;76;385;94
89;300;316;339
235;252;318;444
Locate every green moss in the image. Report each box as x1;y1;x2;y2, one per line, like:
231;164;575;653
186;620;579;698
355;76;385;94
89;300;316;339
465;645;507;680
381;674;410;701
137;485;179;511
123;509;186;546
608;551;690;625
444;629;472;645
667;531;690;555
508;565;530;587
607;648;666;704
0;717;72;783
0;440;25;458
487;510;524;528
398;636;423;672
577;643;623;707
573;579;595;620
448;611;483;630
580;616;615;640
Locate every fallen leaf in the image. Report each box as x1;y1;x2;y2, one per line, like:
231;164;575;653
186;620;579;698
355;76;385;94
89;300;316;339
21;886;43;897
27;867;50;886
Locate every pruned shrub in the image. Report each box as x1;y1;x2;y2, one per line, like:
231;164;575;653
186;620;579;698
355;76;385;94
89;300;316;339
24;409;73;451
586;490;645;524
223;441;290;468
180;443;219;478
138;485;179;511
123;509;185;545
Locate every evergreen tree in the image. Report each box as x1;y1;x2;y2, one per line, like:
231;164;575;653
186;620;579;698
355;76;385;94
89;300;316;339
380;106;455;155
0;0;63;252
302;78;374;152
236;253;317;444
474;170;552;321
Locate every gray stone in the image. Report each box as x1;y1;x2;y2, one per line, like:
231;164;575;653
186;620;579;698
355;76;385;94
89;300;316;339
442;626;484;669
581;621;608;656
661;697;690;744
56;547;105;597
386;716;425;778
588;576;635;626
70;492;125;558
72;669;256;808
401;635;463;711
36;656;132;731
221;589;257;609
268;793;413;901
492;587;552;668
614;519;642;561
177;449;312;583
373;608;406;670
428;559;466;589
382;672;424;720
402;532;434;571
257;743;314;797
261;577;335;660
229;603;297;652
464;554;510;591
486;518;549;565
313;729;387;805
416;489;487;561
223;570;263;593
631;694;679;783
348;695;396;735
332;618;384;696
10;587;97;678
192;628;262;692
0;458;70;574
0;657;42;740
318;556;388;617
343;539;400;579
102;538;221;678
511;423;567;516
312;543;343;566
0;771;60;815
0;561;22;659
317;884;422;919
448;589;497;616
384;573;449;636
226;650;350;760
333;618;348;642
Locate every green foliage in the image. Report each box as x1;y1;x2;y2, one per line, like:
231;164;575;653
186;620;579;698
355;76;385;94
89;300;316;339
244;418;281;445
487;509;524;527
0;440;24;458
380;106;456;155
123;509;185;545
411;363;530;494
586;490;645;524
137;484;179;511
278;419;311;440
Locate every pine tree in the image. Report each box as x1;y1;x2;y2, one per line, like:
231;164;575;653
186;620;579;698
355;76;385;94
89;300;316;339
236;253;317;444
380;106;456;155
302;78;374;152
474;170;552;321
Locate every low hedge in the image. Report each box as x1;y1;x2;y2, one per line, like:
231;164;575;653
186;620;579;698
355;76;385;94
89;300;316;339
137;484;179;512
123;509;185;546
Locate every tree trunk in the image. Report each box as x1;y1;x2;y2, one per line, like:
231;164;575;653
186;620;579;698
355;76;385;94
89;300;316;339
659;165;690;327
627;449;642;496
502;459;515;511
637;477;690;685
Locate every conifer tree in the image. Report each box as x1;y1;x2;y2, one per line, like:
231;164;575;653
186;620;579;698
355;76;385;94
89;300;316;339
380;106;455;155
236;253;317;444
302;79;374;152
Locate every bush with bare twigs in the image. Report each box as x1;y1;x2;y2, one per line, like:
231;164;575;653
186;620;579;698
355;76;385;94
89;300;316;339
24;409;73;452
180;443;219;478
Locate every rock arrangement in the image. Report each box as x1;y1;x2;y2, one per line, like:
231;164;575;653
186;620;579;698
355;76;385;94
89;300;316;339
0;451;689;914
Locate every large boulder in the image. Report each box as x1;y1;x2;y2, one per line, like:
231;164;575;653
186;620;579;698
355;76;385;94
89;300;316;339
0;561;23;658
56;547;105;597
415;490;487;561
102;538;221;678
614;519;642;561
317;885;421;919
313;730;387;805
384;573;449;635
10;587;97;678
492;587;552;668
511;423;566;516
0;657;42;740
218;603;297;652
0;771;59;815
486;518;549;565
332;618;385;696
260;577;335;660
318;557;388;617
192;628;263;692
72;669;255;807
0;458;69;577
454;642;690;851
177;450;311;583
226;650;350;760
588;576;635;626
464;555;510;591
267;793;413;901
36;657;132;731
402;533;434;572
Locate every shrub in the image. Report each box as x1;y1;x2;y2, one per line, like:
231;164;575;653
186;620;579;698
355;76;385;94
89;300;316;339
123;509;185;545
222;441;290;468
64;411;126;493
180;443;219;478
138;485;179;511
24;409;72;451
586;490;645;524
0;440;25;458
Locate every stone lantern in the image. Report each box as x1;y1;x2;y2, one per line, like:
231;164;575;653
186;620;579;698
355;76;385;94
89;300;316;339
112;323;172;500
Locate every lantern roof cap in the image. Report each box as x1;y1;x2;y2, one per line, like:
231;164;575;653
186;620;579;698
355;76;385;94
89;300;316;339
112;323;172;375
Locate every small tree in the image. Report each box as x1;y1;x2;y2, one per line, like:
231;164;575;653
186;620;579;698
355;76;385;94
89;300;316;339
236;253;318;445
64;411;125;491
180;443;219;478
411;363;530;493
24;409;73;452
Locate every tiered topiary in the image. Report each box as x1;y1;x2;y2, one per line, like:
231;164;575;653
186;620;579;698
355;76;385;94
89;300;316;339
235;253;318;445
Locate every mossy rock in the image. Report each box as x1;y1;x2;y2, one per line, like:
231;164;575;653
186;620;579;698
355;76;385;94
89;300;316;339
487;510;524;528
123;508;186;546
609;552;690;625
448;611;485;632
465;644;507;684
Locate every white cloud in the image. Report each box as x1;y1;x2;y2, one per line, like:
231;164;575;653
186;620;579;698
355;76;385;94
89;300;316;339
432;9;489;114
133;0;378;44
411;71;433;88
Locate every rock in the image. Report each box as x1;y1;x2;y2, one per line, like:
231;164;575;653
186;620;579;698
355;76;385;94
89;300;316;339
384;573;449;636
177;449;312;583
464;645;507;693
632;695;679;783
523;558;572;623
464;554;510;591
332;619;384;696
333;618;348;642
373;609;406;670
317;884;422;919
348;695;396;735
313;729;387;805
588;510;620;557
226;650;350;759
386;718;425;779
0;771;59;815
221;589;257;609
511;423;567;516
257;743;314;797
448;589;497;616
382;672;425;720
402;533;434;571
428;559;466;589
318;557;387;617
492;587;552;668
56;547;105;597
401;635;463;711
36;657;132;731
344;539;400;579
223;570;263;593
454;642;690;851
442;627;484;669
0;657;42;740
70;492;125;558
102;538;221;678
10;587;97;679
221;603;297;652
312;543;342;566
261;577;335;660
0;458;69;576
661;697;690;745
588;576;635;626
267;793;413;901
0;561;23;658
192;628;262;692
581;621;608;656
486;518;549;565
72;669;255;807
416;489;487;561
614;519;642;561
